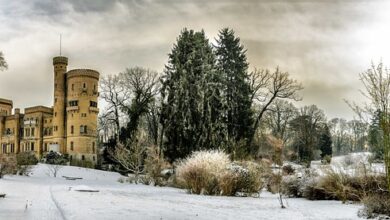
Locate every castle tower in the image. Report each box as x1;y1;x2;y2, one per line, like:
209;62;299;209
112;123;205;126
52;56;68;153
66;69;99;163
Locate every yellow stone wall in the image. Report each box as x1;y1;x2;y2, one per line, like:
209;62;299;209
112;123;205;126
66;69;99;163
0;56;100;165
0;98;12;116
0;110;21;154
52;56;68;153
21;106;53;158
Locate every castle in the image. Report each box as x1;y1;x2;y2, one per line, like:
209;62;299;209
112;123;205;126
0;56;99;164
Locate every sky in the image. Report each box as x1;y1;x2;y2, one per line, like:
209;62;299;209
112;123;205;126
1;0;390;119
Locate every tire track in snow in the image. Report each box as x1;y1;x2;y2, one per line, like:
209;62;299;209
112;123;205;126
49;185;67;220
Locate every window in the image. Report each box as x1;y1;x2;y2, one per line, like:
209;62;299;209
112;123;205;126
2;144;6;153
81;155;85;160
10;144;14;153
45;143;48;151
71;84;74;91
31;142;34;151
54;112;57;117
93;156;95;161
31;128;35;136
71;125;74;134
90;101;97;107
69;100;78;107
81;113;87;117
83;83;86;88
92;142;95;153
80;125;87;134
55;98;57;103
70;142;74;151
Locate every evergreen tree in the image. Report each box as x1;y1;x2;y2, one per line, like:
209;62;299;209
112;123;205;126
160;29;225;162
318;124;332;159
215;28;253;153
368;110;384;159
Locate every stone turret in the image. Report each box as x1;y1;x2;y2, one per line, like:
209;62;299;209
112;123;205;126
52;56;68;153
66;69;99;162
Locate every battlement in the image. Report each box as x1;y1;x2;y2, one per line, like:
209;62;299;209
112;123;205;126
0;98;13;107
67;69;100;80
53;56;68;65
24;106;53;114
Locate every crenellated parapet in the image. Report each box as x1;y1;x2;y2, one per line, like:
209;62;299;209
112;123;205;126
67;69;99;80
53;56;68;65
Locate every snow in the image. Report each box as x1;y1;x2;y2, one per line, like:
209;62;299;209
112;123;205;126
0;163;363;220
310;152;385;176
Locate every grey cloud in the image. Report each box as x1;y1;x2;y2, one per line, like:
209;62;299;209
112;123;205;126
0;0;388;119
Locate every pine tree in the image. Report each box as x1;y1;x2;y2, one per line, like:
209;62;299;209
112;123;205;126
319;124;332;159
215;28;253;153
160;29;225;162
368;110;384;159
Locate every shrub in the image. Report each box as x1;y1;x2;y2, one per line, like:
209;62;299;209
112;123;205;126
322;155;332;164
361;193;390;218
70;159;95;168
282;164;295;175
316;169;359;202
281;175;302;197
219;162;264;196
266;173;282;194
45;151;68;165
145;146;170;186
0;154;17;178
16;152;38;176
287;167;388;203
176;150;229;195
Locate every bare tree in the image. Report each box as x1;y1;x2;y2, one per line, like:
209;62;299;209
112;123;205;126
0;51;7;71
249;67;303;144
109;130;148;182
119;67;160;142
100;74;127;143
265;99;298;143
351;62;390;191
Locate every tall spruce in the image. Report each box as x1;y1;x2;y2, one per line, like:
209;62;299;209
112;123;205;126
160;29;225;162
215;28;253;153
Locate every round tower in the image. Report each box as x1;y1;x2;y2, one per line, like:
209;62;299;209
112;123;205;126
66;69;99;163
52;56;68;153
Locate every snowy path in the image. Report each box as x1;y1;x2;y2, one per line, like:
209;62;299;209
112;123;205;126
0;164;364;220
0;177;65;220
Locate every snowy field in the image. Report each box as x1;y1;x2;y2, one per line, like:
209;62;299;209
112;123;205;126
0;163;363;220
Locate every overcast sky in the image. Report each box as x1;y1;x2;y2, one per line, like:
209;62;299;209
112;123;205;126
1;0;390;119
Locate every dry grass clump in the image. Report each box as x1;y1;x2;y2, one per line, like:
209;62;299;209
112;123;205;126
176;150;265;196
281;165;388;205
176;150;230;195
360;193;390;218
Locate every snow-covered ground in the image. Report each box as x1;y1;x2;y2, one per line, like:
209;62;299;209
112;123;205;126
310;152;385;176
0;163;363;220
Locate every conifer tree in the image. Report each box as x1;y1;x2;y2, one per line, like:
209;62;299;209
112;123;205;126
215;28;253;153
160;29;225;162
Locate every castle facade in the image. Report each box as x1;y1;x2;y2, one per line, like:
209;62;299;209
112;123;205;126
0;56;99;164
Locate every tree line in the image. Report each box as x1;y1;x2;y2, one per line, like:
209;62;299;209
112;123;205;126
97;28;383;170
